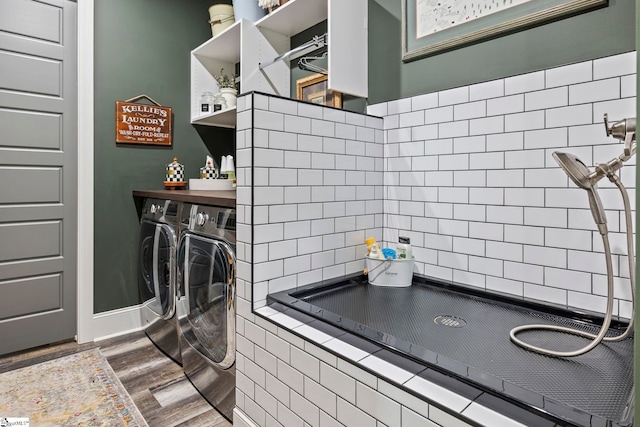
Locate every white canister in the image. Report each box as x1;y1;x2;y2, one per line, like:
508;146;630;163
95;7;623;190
208;4;235;37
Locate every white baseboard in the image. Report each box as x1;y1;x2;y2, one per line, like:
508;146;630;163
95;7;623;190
233;408;259;427
92;304;144;341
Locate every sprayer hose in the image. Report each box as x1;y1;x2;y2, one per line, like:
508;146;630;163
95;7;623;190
510;171;634;357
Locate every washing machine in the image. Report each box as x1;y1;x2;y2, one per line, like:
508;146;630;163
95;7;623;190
138;198;182;365
177;203;236;421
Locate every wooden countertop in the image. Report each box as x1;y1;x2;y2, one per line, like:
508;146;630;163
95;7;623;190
132;189;236;207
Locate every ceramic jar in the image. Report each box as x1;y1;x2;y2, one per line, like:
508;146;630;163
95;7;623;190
200;161;218;179
166;157;184;182
219;87;237;108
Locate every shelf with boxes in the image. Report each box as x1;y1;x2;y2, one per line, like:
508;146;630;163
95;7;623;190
190;0;367;128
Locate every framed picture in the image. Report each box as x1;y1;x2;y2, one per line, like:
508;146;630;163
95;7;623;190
296;74;342;108
402;0;607;62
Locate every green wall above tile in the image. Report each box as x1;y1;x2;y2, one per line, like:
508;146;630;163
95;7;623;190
368;0;636;104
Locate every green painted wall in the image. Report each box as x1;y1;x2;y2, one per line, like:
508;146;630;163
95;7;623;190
94;0;234;313
369;0;636;104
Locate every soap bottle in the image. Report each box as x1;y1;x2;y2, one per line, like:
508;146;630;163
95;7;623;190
365;237;384;259
226;155;236;187
397;236;412;259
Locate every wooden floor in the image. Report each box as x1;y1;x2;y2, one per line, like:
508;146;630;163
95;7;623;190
0;332;233;427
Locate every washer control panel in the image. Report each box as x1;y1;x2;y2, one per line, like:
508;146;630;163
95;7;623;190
187;204;236;243
141;198;180;225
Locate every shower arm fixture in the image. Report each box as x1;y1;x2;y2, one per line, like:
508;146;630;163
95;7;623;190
604;113;636;157
584;114;637;187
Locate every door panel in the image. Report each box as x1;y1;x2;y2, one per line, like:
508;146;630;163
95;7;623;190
0;109;62;150
0;0;77;355
0;274;62;321
0;167;62;203
0;51;62;96
0;258;64;281
0;221;62;262
0;0;62;43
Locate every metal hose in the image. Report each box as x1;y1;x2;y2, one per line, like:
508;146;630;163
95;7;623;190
510;170;634;356
601;174;635;341
509;234;615;357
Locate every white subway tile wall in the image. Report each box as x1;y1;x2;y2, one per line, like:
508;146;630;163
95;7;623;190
378;51;636;318
237;93;384;311
234;51;637;427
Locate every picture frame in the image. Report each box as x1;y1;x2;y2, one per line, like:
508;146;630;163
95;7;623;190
402;0;607;62
296;74;342;109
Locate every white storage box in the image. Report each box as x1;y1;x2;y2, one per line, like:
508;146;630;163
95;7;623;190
189;178;234;191
365;257;415;287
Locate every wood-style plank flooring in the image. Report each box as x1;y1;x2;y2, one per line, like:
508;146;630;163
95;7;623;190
0;332;233;427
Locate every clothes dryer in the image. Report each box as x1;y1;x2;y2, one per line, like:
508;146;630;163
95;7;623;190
138;198;182;365
177;203;236;421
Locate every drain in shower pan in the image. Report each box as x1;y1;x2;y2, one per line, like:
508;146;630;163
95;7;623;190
434;315;466;328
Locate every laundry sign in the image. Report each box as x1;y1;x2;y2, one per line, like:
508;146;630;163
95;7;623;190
115;95;172;146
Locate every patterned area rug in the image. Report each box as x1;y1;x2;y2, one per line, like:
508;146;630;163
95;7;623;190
0;348;147;426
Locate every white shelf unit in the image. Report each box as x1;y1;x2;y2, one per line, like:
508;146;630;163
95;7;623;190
190;20;241;126
191;107;237;128
190;0;367;127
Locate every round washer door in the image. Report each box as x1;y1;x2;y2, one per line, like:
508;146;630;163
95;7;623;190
179;233;236;369
139;219;177;319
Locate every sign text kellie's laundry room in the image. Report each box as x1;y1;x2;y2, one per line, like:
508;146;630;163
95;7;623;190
115;101;172;146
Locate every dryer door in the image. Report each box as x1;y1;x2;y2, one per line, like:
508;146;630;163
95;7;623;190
139;219;176;320
179;233;236;369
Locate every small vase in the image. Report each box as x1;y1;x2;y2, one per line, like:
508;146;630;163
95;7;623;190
219;87;237;109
